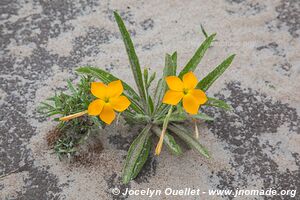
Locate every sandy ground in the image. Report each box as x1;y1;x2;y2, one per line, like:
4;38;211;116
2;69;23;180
1;0;299;199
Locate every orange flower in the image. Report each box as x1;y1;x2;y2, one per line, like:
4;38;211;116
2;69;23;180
162;71;207;114
88;80;131;124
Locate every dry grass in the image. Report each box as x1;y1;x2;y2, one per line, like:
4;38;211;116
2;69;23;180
46;127;63;146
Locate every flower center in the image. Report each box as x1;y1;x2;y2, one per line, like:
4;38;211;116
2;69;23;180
183;88;189;95
104;97;110;103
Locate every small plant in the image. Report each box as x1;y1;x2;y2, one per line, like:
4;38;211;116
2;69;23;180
38;76;104;159
39;12;235;183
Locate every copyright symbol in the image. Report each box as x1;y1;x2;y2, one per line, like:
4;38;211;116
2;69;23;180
112;187;120;195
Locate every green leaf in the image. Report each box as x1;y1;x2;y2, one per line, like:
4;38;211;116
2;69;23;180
155;110;213;124
205;97;232;110
152;126;182;156
143;68;148;85
143;68;154;115
76;67;144;114
46;111;62;117
154;111;187;124
148;95;154;114
40;102;55;109
155;104;171;119
147;72;156;89
155;52;176;103
200;24;208;38
122;124;152;184
67;80;77;96
132;113;151;123
192;113;214;121
164;52;177;76
114;12;147;104
171;51;177;67
153;79;162;100
178;33;216;78
131;138;152;179
169;124;210;158
197;54;235;91
154;53;177;100
167;112;187;122
163;106;173;131
123;112;147;124
154;52;177;113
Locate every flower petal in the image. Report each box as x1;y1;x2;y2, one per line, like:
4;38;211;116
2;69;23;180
183;71;198;89
183;94;200;114
165;76;183;91
88;99;104;116
91;82;107;99
99;104;115;125
107;80;123;97
110;95;131;112
189;89;207;105
162;90;184;105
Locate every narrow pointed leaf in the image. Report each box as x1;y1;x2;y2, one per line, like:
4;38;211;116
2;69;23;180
168;112;187;122
154;52;177;113
147;72;156;88
179;33;216;78
154;112;187;124
122;124;152;183
114;12;147;103
164;52;177;77
205;97;232;110
170;51;177;73
154;52;177;100
152;126;182;156
133;113;151;122
143;68;148;85
169;124;210;158
67;80;77;96
192;113;214;121
148;95;154;114
131;138;152;179
200;24;209;38
197;54;235;91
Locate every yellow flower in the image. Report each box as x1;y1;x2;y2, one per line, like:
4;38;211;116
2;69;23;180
88;80;131;124
162;71;207;114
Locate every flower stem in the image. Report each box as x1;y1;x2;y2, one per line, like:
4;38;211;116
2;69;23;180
155;106;173;155
59;110;88;121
